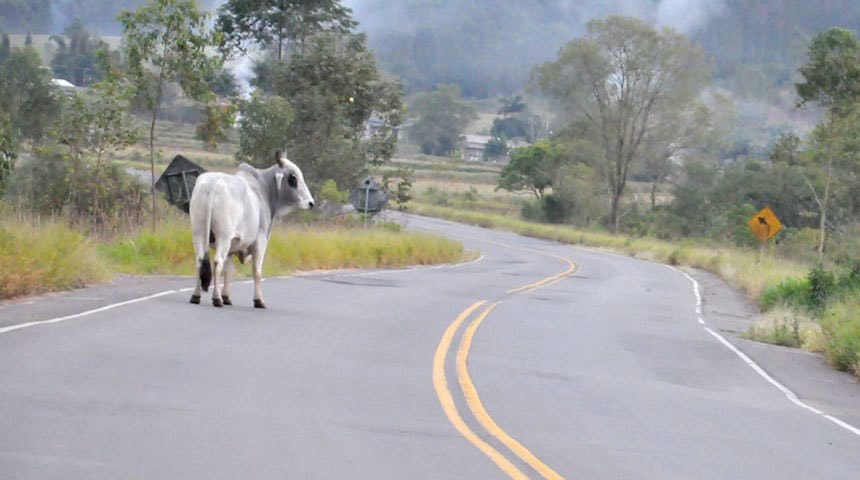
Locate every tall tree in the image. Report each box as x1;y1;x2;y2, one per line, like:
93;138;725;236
0;113;16;197
216;0;357;60
408;84;476;156
53;61;139;220
796;27;860;259
496;140;561;200
0;33;10;63
532;16;708;232
0;46;60;142
119;0;218;230
247;31;403;188
235;91;294;163
49;19;109;86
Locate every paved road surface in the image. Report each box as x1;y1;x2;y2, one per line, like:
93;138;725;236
1;215;858;479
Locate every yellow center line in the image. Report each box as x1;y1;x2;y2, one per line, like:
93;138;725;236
457;302;565;480
432;301;530;480
434;244;578;479
507;254;577;295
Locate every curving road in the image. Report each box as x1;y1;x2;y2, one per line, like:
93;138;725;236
1;214;859;479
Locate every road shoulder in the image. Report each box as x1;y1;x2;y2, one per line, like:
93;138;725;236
688;267;860;428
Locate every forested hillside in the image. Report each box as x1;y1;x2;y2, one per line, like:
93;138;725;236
3;0;859;96
350;0;860;96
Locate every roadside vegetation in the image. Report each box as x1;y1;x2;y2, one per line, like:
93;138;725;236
0;220;111;299
0;215;464;300
99;220;464;276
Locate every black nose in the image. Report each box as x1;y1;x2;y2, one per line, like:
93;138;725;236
308;201;315;209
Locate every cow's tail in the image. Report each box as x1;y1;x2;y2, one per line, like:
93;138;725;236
198;182;217;292
199;252;212;292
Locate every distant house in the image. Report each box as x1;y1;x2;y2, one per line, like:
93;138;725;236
363;115;404;140
460;134;531;164
460;134;493;161
50;78;89;96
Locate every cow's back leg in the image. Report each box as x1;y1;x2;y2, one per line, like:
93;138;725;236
221;256;234;305
211;241;230;308
190;278;202;304
251;242;267;309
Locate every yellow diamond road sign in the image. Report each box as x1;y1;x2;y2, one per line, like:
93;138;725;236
748;207;783;242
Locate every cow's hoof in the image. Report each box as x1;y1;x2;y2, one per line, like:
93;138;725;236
253;299;266;309
189;294;201;305
222;295;232;306
213;297;224;308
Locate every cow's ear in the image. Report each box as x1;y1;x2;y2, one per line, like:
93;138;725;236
274;172;284;191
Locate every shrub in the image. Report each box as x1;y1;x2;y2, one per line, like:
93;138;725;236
760;277;812;311
822;301;860;373
807;264;835;310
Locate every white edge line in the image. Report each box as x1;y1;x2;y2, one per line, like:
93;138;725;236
0;254;489;335
666;265;860;438
0;289;182;335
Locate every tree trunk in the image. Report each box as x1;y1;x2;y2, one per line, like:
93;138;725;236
818;146;833;260
93;148;103;228
610;191;621;233
650;179;658;209
149;77;163;232
149;108;157;232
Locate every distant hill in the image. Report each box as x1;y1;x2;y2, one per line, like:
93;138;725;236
3;0;860;98
349;0;860;97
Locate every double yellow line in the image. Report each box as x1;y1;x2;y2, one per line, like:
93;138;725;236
433;250;577;479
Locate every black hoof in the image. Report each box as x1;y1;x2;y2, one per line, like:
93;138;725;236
222;295;232;306
190;294;201;304
253;299;266;309
213;297;224;307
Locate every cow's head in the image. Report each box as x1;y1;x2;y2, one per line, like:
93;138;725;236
272;152;315;214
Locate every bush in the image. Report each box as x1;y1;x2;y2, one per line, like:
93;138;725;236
822;301;860;373
521;198;545;222
760;277;811;311
808;264;835;310
4;147;149;229
541;194;573;224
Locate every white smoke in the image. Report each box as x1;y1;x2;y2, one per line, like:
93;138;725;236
225;54;257;99
656;0;726;34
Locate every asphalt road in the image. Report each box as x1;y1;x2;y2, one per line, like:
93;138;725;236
1;214;859;479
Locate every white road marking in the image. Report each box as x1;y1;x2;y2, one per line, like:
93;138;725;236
668;265;860;438
1;256;486;335
0;290;181;335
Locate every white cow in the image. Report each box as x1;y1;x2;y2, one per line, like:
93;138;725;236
189;154;314;308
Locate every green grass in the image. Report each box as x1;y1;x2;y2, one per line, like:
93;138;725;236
822;300;860;374
98;222;466;276
0;221;111;299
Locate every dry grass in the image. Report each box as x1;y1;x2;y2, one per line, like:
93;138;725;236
98;221;465;277
743;306;826;350
0;220;111;299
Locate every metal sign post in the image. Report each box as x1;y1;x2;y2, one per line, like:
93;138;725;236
364;179;371;229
